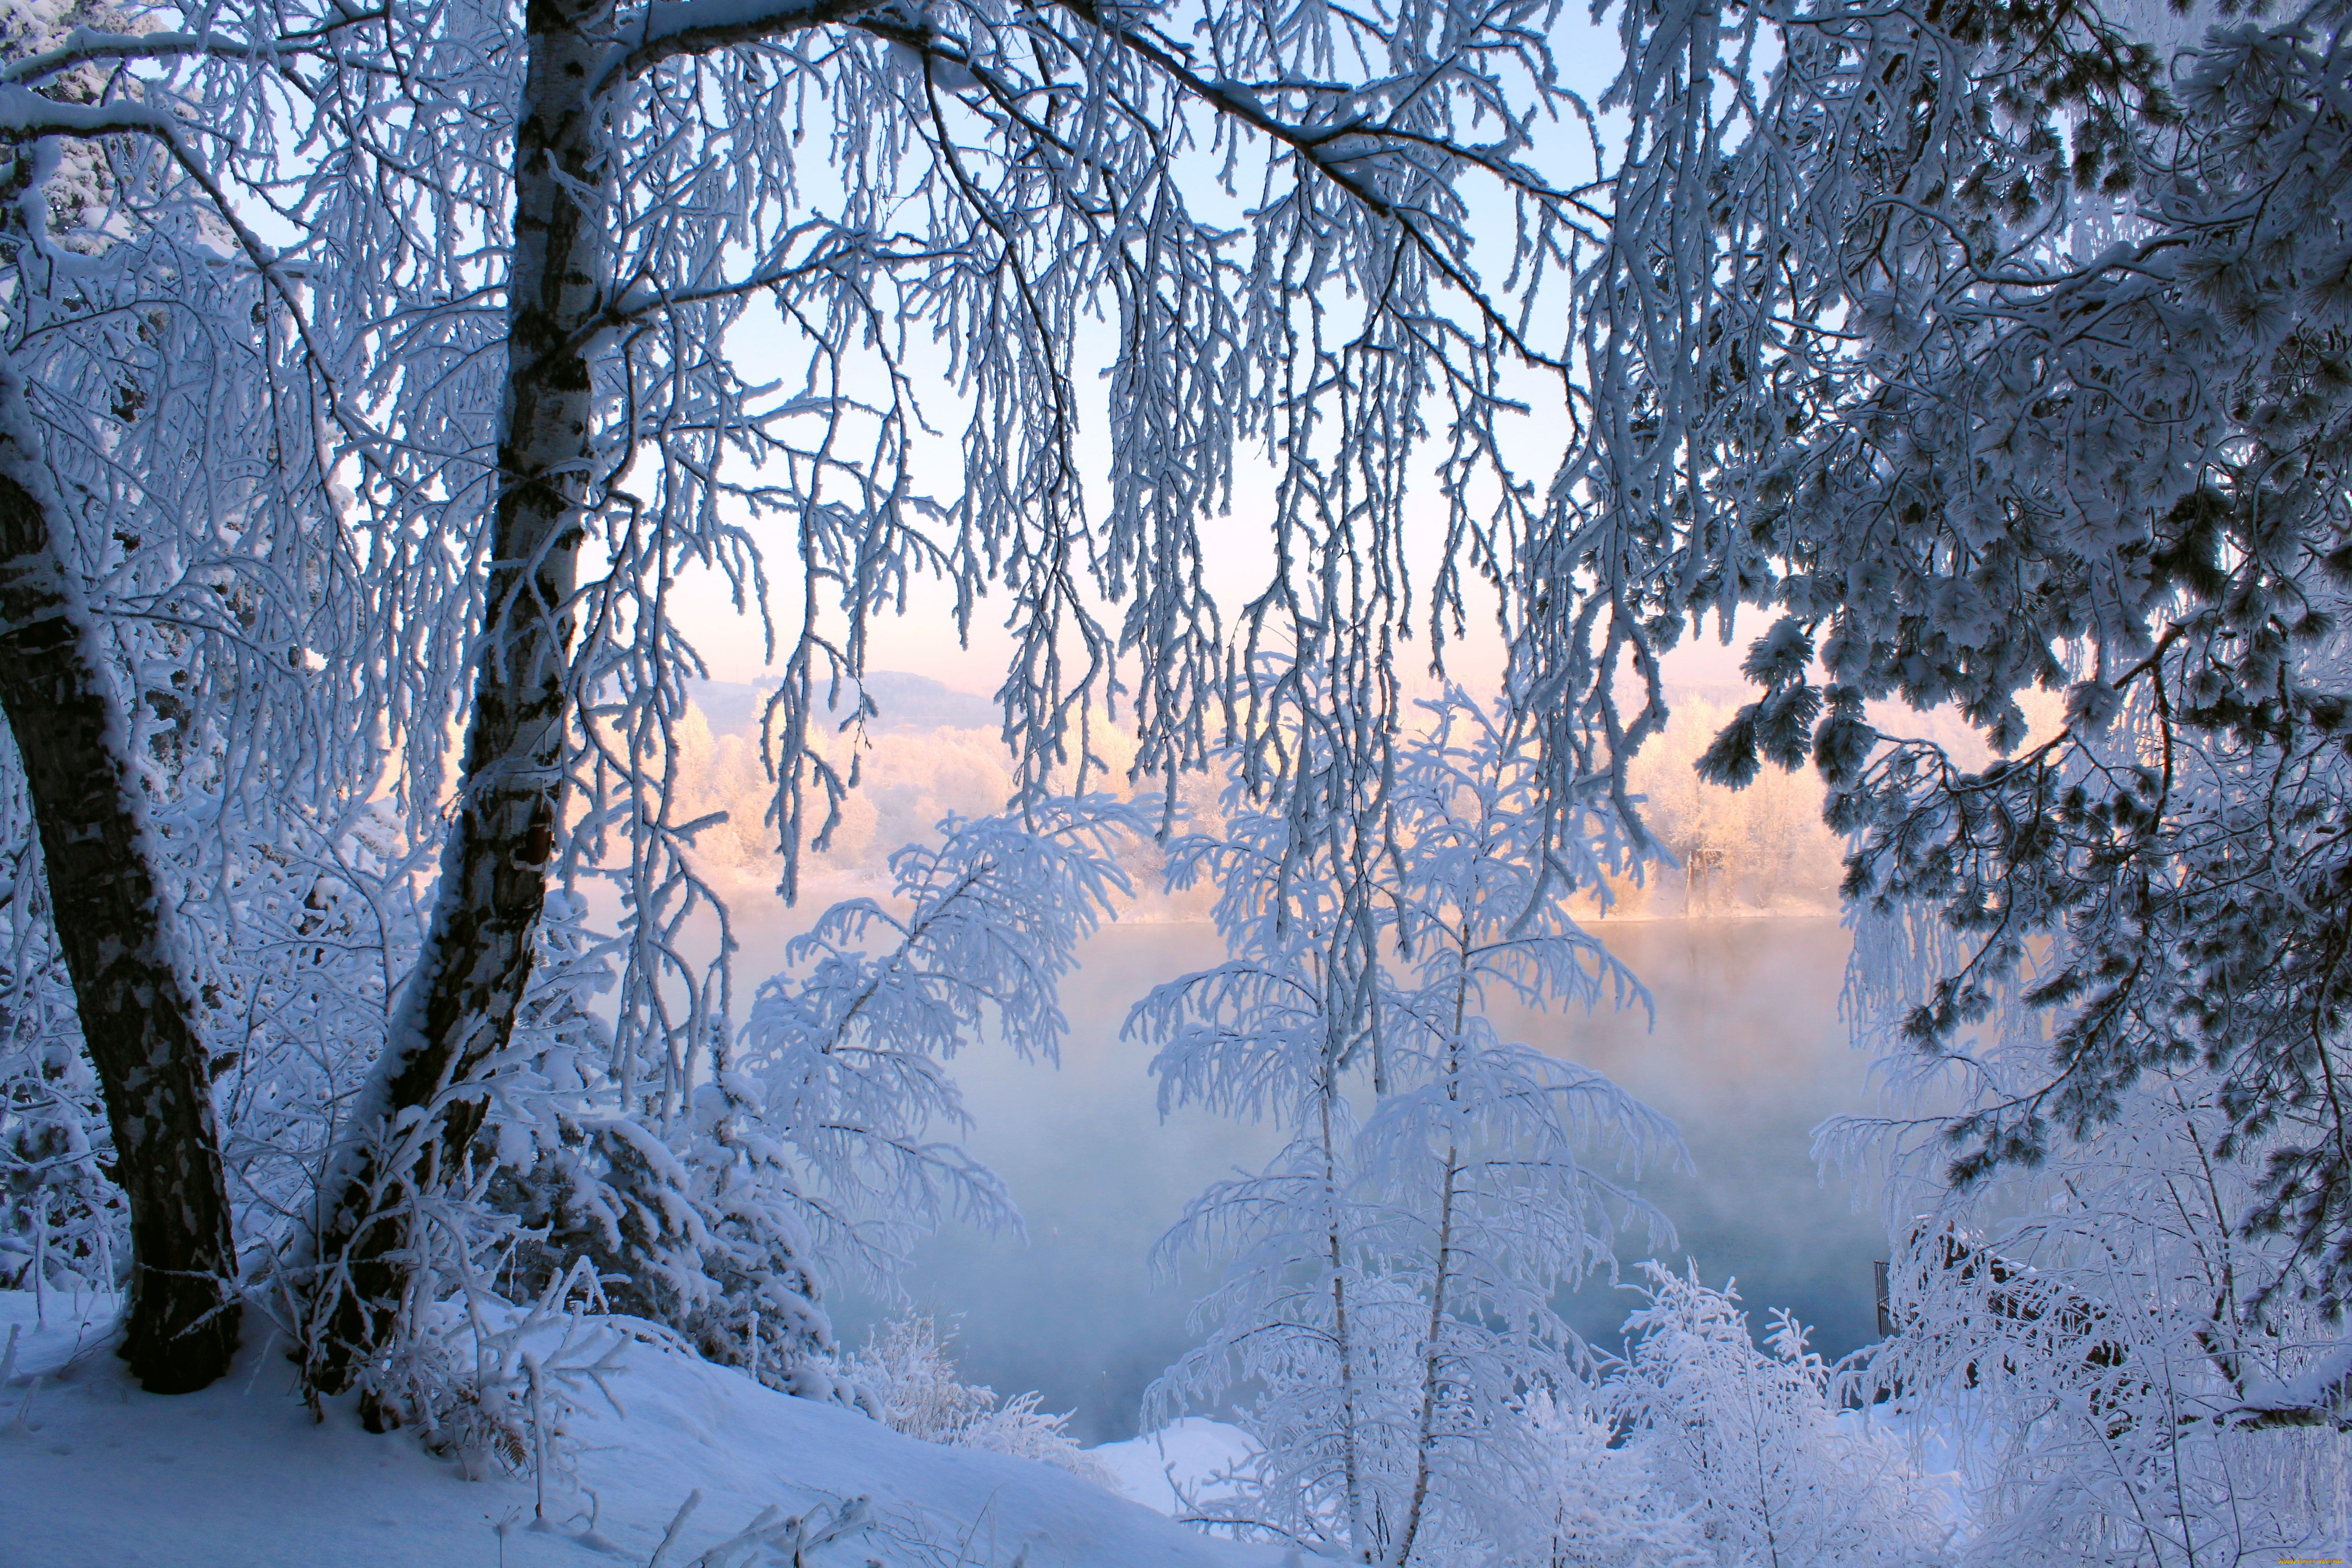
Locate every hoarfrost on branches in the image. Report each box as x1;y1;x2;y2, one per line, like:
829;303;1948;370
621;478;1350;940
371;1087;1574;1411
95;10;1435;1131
1139;689;1678;1564
1581;0;2352;1424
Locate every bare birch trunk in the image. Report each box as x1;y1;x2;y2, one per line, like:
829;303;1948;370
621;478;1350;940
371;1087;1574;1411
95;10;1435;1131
0;406;242;1395
306;0;611;1388
1319;1076;1370;1553
1389;951;1471;1567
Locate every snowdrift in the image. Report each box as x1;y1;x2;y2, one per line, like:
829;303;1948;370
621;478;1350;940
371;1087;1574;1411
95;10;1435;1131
0;1292;1274;1568
1087;1418;1257;1519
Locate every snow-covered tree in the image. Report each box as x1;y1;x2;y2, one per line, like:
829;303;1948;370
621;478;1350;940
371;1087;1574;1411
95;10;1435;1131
0;0;389;1389
13;16;2348;1541
236;0;1620;1383
0;0;1619;1392
1141;691;1677;1565
3;0;1620;1403
1832;897;2352;1567
1575;0;2352;1423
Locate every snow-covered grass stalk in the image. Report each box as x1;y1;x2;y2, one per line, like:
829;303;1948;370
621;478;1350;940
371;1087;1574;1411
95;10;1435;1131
637;1491;874;1568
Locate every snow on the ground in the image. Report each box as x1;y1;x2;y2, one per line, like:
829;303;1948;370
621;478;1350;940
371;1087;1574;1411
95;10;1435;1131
0;1292;1279;1568
1087;1417;1258;1519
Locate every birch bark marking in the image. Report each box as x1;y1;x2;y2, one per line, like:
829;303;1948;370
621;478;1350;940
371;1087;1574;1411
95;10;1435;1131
0;390;241;1395
310;0;615;1383
1318;1074;1369;1551
1391;936;1472;1568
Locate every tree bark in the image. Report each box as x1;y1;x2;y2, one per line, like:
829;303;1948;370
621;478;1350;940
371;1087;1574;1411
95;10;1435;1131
0;407;242;1395
302;0;887;1390
305;0;612;1388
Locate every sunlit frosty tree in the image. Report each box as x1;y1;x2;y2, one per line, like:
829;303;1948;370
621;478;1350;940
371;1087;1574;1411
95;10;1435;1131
1138;690;1677;1565
2;0;1619;1394
245;0;1620;1388
1829;884;2352;1565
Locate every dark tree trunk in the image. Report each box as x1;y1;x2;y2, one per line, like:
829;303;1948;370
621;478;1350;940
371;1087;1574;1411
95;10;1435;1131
301;0;881;1394
305;0;613;1389
0;453;242;1395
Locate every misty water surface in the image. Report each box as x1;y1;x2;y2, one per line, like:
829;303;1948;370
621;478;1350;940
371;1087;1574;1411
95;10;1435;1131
787;915;1886;1446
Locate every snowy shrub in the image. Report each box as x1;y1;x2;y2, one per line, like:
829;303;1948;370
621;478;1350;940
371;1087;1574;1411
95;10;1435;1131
343;1239;637;1494
834;1315;1108;1482
1513;1390;1711;1568
244;801;1132;1428
1608;1264;1953;1568
470;802;1140;1411
0;1016;122;1301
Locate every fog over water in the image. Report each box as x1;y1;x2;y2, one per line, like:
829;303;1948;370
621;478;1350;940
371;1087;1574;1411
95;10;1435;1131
776;914;1885;1446
681;674;1886;1444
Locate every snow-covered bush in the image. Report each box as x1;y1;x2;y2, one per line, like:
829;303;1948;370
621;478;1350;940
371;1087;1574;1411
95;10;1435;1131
468;800;1140;1414
0;755;115;1298
0;929;118;1300
354;1253;635;1489
834;1315;1107;1482
1608;1265;1952;1568
1514;1390;1710;1568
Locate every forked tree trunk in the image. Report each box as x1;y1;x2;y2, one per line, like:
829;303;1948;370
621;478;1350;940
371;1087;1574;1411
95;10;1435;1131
304;0;613;1390
1389;952;1472;1568
0;402;241;1395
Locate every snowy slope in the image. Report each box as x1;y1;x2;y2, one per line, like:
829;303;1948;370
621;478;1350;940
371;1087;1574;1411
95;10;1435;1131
0;1292;1278;1568
1087;1418;1258;1519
